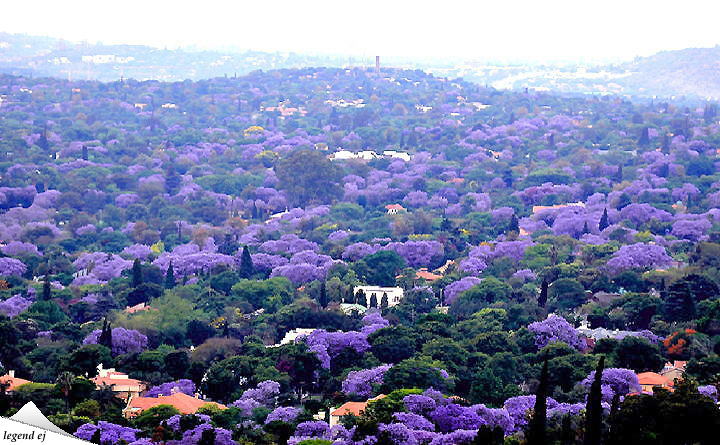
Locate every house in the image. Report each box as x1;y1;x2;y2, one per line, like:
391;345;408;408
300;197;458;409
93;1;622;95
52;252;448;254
0;371;31;394
415;268;442;282
92;365;146;401
532;202;586;215
124;302;154;314
267;328;316;347
123;392;226;418
660;361;687;382
353;286;404;307
637;372;674;393
382;150;412;162
329;395;386;427
385;204;406;215
339;303;368;315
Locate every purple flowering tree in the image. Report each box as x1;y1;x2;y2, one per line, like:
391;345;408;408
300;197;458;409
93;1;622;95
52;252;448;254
443;277;482;305
83;327;148;355
74;421;140;444
341;364;393;398
605;243;673;275
0;257;27;277
145;379;196;397
581;368;641;400
528;315;584;350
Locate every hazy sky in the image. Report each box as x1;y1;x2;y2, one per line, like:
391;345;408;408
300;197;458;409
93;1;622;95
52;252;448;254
2;0;720;62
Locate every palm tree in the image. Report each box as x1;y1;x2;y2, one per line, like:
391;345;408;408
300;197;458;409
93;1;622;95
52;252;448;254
56;371;75;418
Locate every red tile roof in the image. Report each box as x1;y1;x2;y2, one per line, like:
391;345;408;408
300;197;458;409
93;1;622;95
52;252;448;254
637;372;670;386
0;374;31;391
126;392;225;416
331;401;368;417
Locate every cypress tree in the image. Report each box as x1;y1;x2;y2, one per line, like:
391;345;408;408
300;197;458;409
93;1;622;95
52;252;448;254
239;246;254;279
560;415;574;445
319;281;328;308
582;221;590;235
584;356;605;445
638;127;650;146
42;274;51;301
538;279;549;308
381;293;389;309
81;145;88;161
598;208;609;231
355;289;366;306
508;214;519;234
131;258;142;288
198;428;216;445
369;293;378;308
527;358;549;445
164;262;176;289
98;317;112;351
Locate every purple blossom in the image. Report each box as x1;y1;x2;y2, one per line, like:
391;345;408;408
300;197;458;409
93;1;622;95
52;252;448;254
528;315;584;350
174;423;236;445
249;253;289;272
145;379;196;397
83;327;148;355
698;385;718;402
74;421;140;444
1;241;40;257
265;406;301;424
605;243;673;275
503;395;559;432
443;277;482;305
342;364;393;398
581;368;641;400
0;295;32;318
122;244;153;260
0;257;27;277
393;412;435;431
229;380;280;415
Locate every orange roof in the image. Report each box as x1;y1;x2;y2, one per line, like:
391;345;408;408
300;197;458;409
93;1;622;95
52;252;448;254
416;268;442;281
0;374;31;391
92;375;145;388
331;395;386;417
125;303;155;314
385;204;406;210
331;401;368;417
637;372;669;386
126;392;226;416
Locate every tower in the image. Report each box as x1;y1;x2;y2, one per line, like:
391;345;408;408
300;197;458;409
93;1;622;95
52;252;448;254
375;55;380;74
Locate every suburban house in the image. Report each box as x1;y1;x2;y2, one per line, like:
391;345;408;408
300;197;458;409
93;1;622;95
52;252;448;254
414;268;443;282
385;204;406;215
660;360;687;382
330;395;386;427
267;328;316;348
123;392;226;418
0;371;31;394
353;286;404;307
637;372;674;393
91;365;147;401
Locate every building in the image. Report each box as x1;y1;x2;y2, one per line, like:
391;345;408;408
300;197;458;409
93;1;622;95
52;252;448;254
123;392;226;418
637;372;674;393
660;361;687;382
353;286;404;307
532;202;586;215
385;204;406;215
330;395;386;427
382;150;412;162
0;371;31;394
92;365;147;401
267;328;315;347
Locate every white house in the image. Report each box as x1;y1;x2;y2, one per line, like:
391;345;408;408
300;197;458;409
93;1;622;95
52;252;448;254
267;328;316;347
383;150;412;162
353;286;404;307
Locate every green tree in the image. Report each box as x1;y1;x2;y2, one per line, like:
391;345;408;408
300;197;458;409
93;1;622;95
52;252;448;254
239;246;254;279
584;356;604;445
132;258;143;288
353;251;406;287
549;278;586;312
368;326;417;364
527;358;549;445
275;149;342;206
164;262;176;289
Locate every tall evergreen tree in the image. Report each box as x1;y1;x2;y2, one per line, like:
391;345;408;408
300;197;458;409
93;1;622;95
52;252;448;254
527;358;549;445
582;221;590;235
319;281;328;308
584;356;605;445
638;127;650;146
355;289;366;306
198;428;216;445
41;274;51;301
81;145;88;161
560;415;574;445
598;208;609;231
164;262;176;289
508;214;520;234
538;279;549;308
239;246;254;279
381;293;389;310
131;259;143;288
369;292;378;308
98;317;112;351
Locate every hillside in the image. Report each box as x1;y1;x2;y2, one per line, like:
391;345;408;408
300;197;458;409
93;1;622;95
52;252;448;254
617;46;720;99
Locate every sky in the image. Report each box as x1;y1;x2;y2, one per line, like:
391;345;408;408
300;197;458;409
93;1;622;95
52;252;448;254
2;0;720;63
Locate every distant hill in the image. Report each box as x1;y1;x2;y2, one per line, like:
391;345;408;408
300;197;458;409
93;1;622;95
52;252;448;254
616;46;720;99
1;33;719;100
0;33;353;81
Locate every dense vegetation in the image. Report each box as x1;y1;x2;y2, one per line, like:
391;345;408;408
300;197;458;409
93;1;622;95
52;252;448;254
0;65;718;444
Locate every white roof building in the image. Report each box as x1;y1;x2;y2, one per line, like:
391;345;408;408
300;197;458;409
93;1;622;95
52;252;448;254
353;286;404;308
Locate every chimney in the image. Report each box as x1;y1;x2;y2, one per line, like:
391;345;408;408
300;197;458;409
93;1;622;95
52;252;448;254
8;370;14;378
